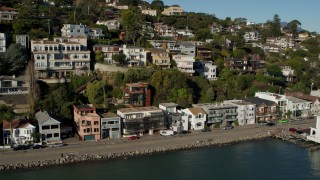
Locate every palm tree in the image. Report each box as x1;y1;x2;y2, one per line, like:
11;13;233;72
0;105;16;145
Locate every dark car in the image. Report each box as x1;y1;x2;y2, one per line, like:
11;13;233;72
128;136;139;140
266;122;276;126
13;145;30;151
223;125;233;130
30;144;43;149
180;130;191;134
201;128;212;132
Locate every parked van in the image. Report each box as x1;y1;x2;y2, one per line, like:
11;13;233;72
160;130;174;136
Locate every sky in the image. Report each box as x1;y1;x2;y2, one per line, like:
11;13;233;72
145;0;320;33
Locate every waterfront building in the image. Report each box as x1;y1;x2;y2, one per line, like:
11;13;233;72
123;82;151;107
243;97;279;122
0;32;6;52
2;119;35;145
73;104;101;141
181;107;206;130
192;103;238;126
121;45;147;66
117;106;166;136
159;102;188;133
146;48;171;69
307;115;320;143
93;44;120;64
172;53;195;75
255;92;288;113
35;111;61;144
286;92;320;115
100;112;121;139
161;5;183;16
224;100;256;126
0;75;29;95
286;96;311;117
31;37;90;78
0;7;18;23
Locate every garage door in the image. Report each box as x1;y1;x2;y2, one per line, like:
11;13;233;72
84;135;95;141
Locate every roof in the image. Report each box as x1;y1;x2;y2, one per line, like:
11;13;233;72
3;119;35;129
243;97;277;107
118;106;161;113
146;48;167;53
0;7;17;11
100;112;119;118
159;102;178;108
35;111;60;125
187;107;206;115
286;96;309;104
285;92;320;103
0;94;28;106
74;104;95;109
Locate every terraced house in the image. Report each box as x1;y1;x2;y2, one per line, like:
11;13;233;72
31;37;90;78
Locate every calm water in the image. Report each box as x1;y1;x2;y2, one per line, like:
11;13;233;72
1;139;320;180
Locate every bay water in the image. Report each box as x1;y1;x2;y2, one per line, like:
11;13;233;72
1;139;320;180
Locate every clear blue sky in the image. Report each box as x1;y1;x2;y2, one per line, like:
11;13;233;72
145;0;320;33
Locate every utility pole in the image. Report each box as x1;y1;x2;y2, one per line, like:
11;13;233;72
47;19;51;37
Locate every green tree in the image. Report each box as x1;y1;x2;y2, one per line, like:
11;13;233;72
287;20;301;36
0;105;16;144
120;8;145;45
112;51;127;65
95;50;104;63
3;43;28;75
233;49;246;58
269;14;282;37
85;81;106;105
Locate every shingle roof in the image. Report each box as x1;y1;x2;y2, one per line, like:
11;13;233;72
243;97;277;107
188;107;206;115
35;111;60;125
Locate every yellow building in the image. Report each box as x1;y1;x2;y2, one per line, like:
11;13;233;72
146;48;171;69
161;5;183;16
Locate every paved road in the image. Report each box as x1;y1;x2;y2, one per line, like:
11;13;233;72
0;119;316;165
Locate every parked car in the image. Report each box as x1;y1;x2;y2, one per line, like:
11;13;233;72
223;125;233;130
289;128;298;133
30;144;43;149
201;128;211;132
278;119;288;123
128;136;139;140
13;145;30;151
259;122;268;126
179;130;191;134
266;122;276;126
49;143;64;148
160;130;174;136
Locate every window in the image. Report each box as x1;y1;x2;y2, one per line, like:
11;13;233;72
42;125;50;130
51;125;59;129
47;134;52;138
94;128;99;132
94;121;99;125
54;133;59;137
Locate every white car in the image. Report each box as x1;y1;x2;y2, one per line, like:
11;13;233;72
160;130;174;136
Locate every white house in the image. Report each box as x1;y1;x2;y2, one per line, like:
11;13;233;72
307;115;320;143
159;102;188;133
121;45;147;66
244;31;260;42
198;61;217;81
286;96;311;117
172;53;195;75
96;20;120;30
281;66;296;83
0;32;6;52
176;27;194;38
141;9;157;16
224;100;256;126
255;92;288;113
61;24;104;39
181;107;206;130
35;111;61;144
2;119;35;145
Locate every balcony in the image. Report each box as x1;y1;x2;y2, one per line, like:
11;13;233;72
225;112;237;116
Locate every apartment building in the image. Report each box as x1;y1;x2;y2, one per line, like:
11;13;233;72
121;45;147;66
61;24;104;39
172;54;195;75
73;104;101;141
0;7;18;23
93;44;120;64
117;106;166;135
159;103;189;133
123;82;151;107
161;5;183;16
100;112;121;139
31;37;90;78
0;75;29;95
224;100;256;126
146;48;171;69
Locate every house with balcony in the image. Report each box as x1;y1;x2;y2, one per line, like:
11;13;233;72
307;115;320;143
242;97;279;123
225;56;266;74
117;106;166;136
281;66;297;83
195;61;217;81
172;53;195;75
2;119;35;145
0;32;6;52
0;75;29;95
224;100;256;126
255;92;288;113
31;37;90;78
0;7;18;23
61;24;104;39
159;102;188;133
100;112;121;139
93;44;120;64
192;103;238;127
141;9;157;16
181;107;206;130
153;23;176;37
244;31;261;42
179;42;196;57
96;20;120;30
196;46;212;61
121;45;147;66
286;92;320;116
146;48;171;68
176;27;194;38
286;96;311;118
123;82;151;107
161;5;183;16
73;104;101;141
35;111;61;144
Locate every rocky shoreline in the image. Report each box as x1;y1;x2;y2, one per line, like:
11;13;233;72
0;134;270;171
1;132;319;172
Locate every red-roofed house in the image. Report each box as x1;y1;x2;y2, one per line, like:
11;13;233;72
0;7;18;23
2;119;35;145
